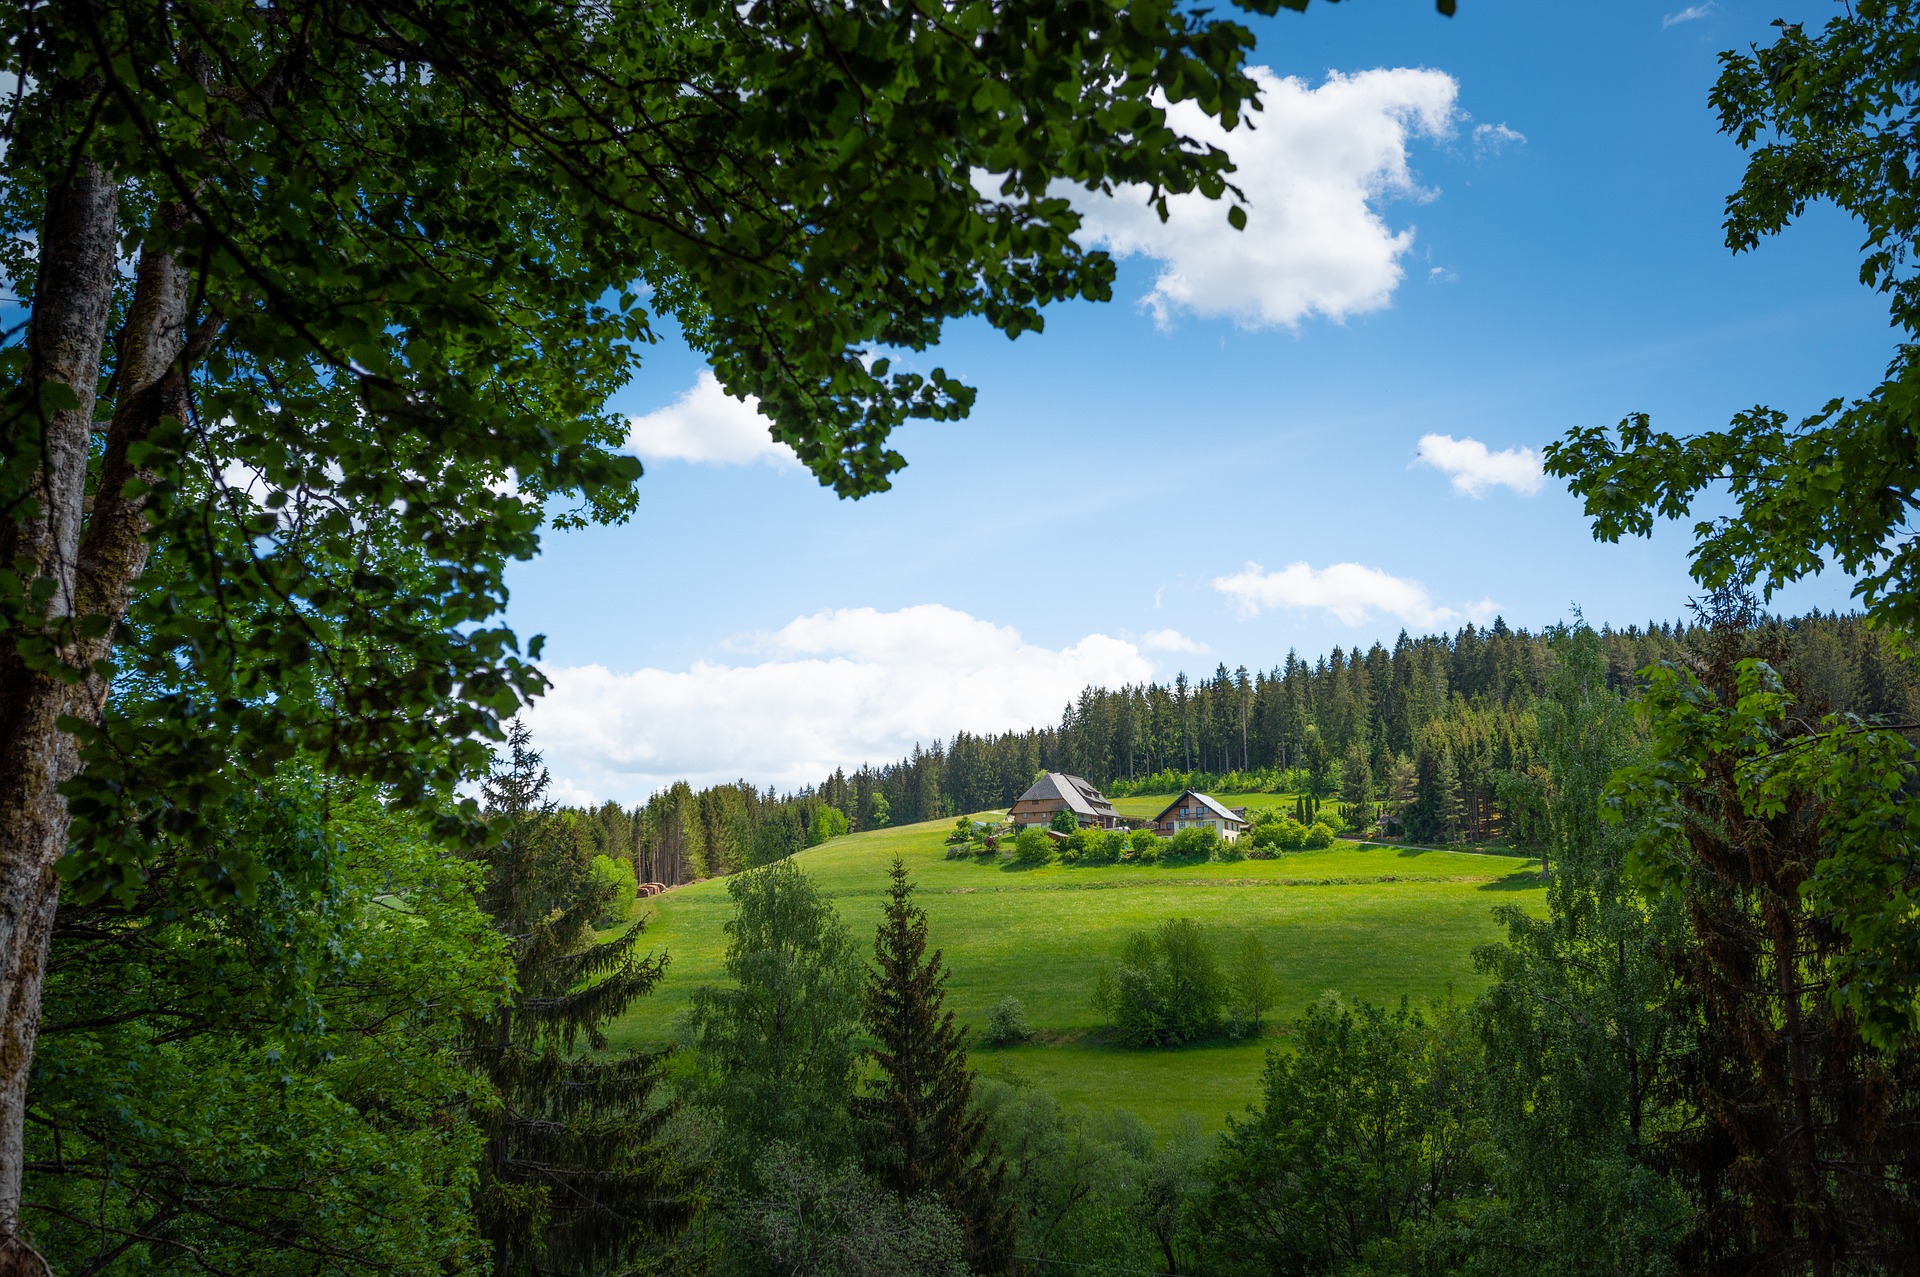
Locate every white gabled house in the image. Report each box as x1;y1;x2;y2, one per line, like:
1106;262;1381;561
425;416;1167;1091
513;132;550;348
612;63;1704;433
1149;789;1247;842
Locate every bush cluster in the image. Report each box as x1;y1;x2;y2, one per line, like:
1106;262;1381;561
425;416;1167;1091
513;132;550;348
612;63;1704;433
1001;821;1288;868
1247;812;1339;853
1164;825;1220;862
1054;826;1161;866
988;811;1356;870
945;816;1008;859
1104;766;1318;798
1091;918;1229;1047
1012;826;1056;866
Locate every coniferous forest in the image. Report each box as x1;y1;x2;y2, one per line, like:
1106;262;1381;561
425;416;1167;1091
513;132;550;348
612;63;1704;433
617;611;1917;882
8;1;1920;1275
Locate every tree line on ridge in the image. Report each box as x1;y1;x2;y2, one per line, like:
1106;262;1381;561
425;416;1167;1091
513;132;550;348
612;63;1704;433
586;611;1917;885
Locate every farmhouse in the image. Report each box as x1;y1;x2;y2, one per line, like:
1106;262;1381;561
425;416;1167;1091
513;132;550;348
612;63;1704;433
1009;772;1121;830
1151;789;1248;842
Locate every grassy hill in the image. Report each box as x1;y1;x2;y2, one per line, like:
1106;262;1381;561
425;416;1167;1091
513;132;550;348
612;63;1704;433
610;808;1544;1132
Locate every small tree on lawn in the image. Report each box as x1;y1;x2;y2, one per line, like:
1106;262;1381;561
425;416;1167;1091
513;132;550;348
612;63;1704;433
855;859;1015;1273
1231;933;1278;1036
1094;919;1230;1047
1050;808;1078;834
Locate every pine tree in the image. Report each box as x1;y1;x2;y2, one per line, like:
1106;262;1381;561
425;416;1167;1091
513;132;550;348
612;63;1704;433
467;723;703;1277
854;859;1015;1273
1341;741;1374;815
1406;743;1446;843
1437;746;1466;843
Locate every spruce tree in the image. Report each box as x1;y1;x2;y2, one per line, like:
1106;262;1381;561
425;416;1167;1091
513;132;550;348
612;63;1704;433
1436;747;1466;843
854;859;1015;1273
468;723;702;1276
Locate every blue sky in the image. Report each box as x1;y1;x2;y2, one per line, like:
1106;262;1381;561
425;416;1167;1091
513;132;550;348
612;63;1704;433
513;0;1888;803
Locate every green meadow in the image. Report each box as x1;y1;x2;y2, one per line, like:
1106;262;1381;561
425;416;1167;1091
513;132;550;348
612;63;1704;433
611;808;1544;1132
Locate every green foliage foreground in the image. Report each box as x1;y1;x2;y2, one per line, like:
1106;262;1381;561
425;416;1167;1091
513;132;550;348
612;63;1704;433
30;781;510;1273
4;0;1361;1264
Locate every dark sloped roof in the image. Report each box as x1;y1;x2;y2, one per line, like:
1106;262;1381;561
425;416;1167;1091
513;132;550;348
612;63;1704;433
1014;772;1114;819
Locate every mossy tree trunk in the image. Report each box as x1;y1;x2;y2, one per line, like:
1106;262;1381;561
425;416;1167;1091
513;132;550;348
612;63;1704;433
0;170;191;1272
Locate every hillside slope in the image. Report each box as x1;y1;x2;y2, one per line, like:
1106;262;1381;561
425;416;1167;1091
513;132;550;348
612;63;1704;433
611;812;1544;1129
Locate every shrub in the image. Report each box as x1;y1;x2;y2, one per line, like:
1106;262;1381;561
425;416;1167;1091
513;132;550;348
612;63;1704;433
1304;821;1336;850
1012;826;1055;866
726;1145;970;1277
1073;828;1124;865
1049;809;1078;834
1213;837;1246;863
982;996;1032;1046
1251;816;1310;853
1091;918;1228;1047
1129;828;1160;855
807;805;851;846
1166;825;1220;863
589;853;639;926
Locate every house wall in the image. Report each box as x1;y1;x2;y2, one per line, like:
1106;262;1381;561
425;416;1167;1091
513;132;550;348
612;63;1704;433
1011;798;1073;827
1151;793;1244;840
1153;816;1243;841
1011;799;1118;829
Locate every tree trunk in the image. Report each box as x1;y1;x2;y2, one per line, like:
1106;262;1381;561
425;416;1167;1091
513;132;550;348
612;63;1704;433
0;173;189;1271
1769;890;1833;1276
0;160;119;1274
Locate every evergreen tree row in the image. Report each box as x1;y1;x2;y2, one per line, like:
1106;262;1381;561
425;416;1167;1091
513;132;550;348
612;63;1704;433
571;611;1917;884
823;610;1917;830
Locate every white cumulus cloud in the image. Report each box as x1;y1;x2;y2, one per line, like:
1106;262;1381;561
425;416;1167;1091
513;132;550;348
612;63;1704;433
1141;628;1209;655
1412;433;1545;497
1663;3;1714;28
522;605;1158;802
1074;66;1461;329
1213;561;1496;629
626;371;798;468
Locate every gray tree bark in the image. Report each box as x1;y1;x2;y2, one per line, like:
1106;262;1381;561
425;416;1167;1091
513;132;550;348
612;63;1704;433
0;166;189;1272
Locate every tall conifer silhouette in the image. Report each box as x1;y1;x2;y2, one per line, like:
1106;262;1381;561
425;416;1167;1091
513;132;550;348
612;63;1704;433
468;722;702;1276
854;858;1014;1273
